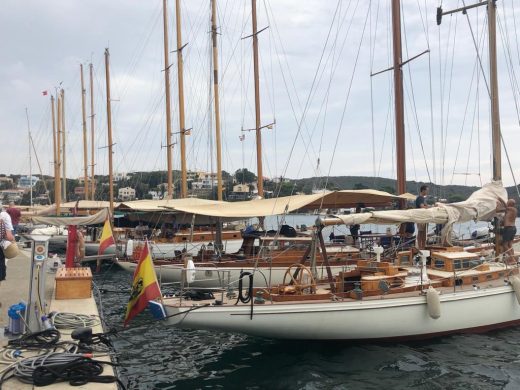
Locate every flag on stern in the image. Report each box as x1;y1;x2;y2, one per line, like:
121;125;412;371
42;90;48;96
124;242;162;326
98;218;115;255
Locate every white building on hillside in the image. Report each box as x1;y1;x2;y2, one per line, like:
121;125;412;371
118;187;136;201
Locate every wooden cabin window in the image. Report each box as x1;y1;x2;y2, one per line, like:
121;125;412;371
499;272;505;278
454;260;462;270
486;274;493;280
472;276;479;283
462;259;470;269
434;259;444;269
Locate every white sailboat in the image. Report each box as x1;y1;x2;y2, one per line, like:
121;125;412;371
155;0;520;340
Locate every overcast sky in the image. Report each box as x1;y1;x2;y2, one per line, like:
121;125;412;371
1;0;520;190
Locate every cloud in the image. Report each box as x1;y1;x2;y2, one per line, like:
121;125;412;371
1;0;519;192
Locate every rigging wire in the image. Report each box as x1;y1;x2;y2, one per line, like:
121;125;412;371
263;0;345;197
496;12;520;197
265;0;361;184
321;4;371;205
401;2;432;185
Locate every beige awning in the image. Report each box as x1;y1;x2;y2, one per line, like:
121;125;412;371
399;192;418;201
116;198;224;212
171;194;324;218
32;208;109;226
305;189;408;209
36;200;120;216
168;190;405;219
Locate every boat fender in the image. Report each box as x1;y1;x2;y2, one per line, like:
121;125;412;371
126;239;134;257
510;276;520;304
426;287;441;319
186;259;196;284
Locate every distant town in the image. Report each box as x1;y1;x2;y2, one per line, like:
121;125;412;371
1;170;517;207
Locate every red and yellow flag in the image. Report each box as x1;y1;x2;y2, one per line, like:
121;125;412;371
98;218;115;255
124;242;161;326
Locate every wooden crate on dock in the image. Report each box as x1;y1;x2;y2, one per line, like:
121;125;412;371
55;267;92;300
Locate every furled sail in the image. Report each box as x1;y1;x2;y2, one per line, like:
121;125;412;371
320;181;507;244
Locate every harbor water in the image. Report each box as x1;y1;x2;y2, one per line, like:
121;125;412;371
93;215;520;389
96;268;520;390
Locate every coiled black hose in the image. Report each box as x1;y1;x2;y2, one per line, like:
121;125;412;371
236;271;254;304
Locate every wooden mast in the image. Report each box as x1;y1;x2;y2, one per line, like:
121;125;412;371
391;0;406;199
80;64;89;200
211;0;224;250
105;48;114;215
211;0;223;201
175;0;188;198
89;63;96;199
61;88;67;202
54;94;62;215
488;0;501;181
488;0;502;256
251;0;263;198
163;0;174;199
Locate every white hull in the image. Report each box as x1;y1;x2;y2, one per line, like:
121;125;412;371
117;260;353;288
163;286;520;340
145;240;243;259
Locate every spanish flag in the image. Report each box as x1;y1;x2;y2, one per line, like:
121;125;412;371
98;218;115;255
124;242;161;326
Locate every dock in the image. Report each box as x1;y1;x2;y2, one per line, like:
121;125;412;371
0;246;120;389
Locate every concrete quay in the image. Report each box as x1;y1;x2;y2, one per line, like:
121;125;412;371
0;247;119;389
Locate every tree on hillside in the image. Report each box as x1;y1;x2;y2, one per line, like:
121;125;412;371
379;185;395;194
234;168;257;184
353;183;369;190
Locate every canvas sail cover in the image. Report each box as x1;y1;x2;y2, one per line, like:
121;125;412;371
321;182;507;244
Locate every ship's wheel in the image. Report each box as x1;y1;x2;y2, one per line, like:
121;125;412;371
281;264;316;295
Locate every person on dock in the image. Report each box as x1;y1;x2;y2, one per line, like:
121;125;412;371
0;204;13;234
415;185;429;249
497;198;517;263
6;202;21;235
0;220;15;306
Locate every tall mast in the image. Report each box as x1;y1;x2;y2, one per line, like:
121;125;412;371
163;0;174;199
251;0;263;198
105;48;114;215
488;0;501;180
211;0;223;200
391;0;406;198
89;63;96;199
25;108;33;207
61;88;67;202
175;0;188;198
80;64;89;200
54;95;61;214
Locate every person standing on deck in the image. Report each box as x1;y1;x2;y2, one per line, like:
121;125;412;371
415;185;429;249
497;198;517;263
